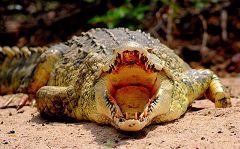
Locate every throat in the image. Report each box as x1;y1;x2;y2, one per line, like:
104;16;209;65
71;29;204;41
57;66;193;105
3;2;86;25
115;86;150;118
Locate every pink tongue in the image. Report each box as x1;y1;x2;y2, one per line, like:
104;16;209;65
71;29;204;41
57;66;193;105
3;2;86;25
115;86;150;118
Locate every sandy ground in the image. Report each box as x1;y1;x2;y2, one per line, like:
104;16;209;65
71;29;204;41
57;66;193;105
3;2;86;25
0;78;240;149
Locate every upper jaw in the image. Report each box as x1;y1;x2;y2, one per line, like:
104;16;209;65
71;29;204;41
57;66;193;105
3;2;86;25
101;41;163;73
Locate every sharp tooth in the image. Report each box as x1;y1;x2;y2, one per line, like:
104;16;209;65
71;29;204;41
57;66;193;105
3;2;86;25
125;112;129;120
121;53;123;60
110;64;114;70
140;106;148;119
117;56;121;63
112;66;115;71
144;107;148;117
115;111;119;118
115;104;123;117
135;112;138;120
145;63;148;71
108;94;116;104
148;61;152;65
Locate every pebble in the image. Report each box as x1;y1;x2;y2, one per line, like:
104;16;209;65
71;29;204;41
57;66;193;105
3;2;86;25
7;130;15;134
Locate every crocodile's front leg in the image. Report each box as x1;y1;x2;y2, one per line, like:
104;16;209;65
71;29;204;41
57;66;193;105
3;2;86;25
153;69;231;124
36;86;82;120
184;69;231;108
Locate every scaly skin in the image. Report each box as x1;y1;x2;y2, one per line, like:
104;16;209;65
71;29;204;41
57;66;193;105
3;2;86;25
0;45;67;94
0;28;231;131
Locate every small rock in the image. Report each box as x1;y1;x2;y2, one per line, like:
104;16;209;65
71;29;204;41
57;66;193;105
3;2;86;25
217;130;223;133
17;110;24;114
7;130;15;134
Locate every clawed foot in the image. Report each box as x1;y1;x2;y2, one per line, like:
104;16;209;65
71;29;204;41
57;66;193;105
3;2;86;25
214;92;231;108
0;94;35;110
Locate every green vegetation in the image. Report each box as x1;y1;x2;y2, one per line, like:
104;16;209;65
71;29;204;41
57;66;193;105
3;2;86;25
87;0;221;29
88;2;151;29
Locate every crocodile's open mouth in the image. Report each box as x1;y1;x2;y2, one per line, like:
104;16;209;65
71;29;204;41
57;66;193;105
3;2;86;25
105;50;161;120
95;42;172;131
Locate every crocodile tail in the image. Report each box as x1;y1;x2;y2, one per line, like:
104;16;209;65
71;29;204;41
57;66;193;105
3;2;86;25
0;46;48;59
0;44;68;95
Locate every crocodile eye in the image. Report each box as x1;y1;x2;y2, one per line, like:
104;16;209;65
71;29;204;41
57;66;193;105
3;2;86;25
147;48;153;53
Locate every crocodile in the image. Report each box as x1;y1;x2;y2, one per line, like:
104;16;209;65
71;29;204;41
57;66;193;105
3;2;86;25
0;28;231;131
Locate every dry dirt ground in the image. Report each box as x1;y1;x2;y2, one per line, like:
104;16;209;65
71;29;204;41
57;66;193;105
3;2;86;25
0;78;240;149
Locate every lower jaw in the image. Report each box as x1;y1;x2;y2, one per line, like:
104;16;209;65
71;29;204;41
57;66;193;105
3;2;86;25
113;117;149;131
